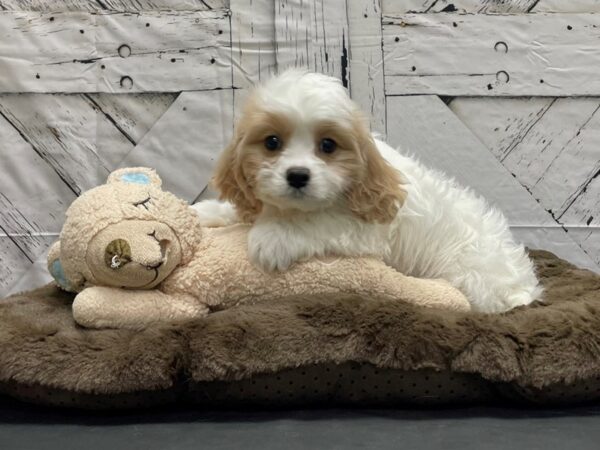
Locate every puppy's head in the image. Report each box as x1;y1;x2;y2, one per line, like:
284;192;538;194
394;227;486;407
213;69;406;222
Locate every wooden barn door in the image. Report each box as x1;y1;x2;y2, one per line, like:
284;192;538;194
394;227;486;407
0;0;599;297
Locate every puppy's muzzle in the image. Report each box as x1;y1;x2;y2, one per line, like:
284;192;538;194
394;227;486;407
286;167;311;189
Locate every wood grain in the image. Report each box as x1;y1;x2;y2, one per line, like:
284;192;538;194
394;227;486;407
275;0;349;84
347;0;387;136
383;0;540;14
85;93;177;144
117;89;234;203
0;0;225;12
383;13;600;96
0;10;231;93
386;95;599;271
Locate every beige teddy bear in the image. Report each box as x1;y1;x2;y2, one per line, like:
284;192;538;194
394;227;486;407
47;167;470;330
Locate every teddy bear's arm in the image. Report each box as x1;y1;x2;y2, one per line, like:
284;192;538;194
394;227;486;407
72;286;208;330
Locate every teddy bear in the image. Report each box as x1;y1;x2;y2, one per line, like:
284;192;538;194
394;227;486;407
47;167;470;330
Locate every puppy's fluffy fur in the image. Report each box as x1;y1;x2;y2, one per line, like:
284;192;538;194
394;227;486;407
193;70;542;312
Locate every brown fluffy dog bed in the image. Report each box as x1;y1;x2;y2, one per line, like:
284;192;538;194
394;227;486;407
1;250;600;409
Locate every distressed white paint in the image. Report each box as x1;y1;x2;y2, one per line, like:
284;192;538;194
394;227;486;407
275;0;350;84
383;13;600;96
386;95;599;271
85;93;177;144
0;10;231;93
0;111;75;296
383;0;539;14
117;89;234;203
449;97;555;161
0;0;226;12
347;0;386;136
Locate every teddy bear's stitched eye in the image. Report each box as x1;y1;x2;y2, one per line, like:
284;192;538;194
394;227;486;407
105;239;132;270
133;197;152;210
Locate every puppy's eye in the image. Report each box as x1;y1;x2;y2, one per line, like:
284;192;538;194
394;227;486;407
264;135;282;151
319;138;337;154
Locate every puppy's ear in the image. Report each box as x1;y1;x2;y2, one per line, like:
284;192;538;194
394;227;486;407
211;131;262;222
347;119;407;224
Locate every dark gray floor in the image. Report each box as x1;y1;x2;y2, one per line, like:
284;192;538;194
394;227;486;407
1;396;600;450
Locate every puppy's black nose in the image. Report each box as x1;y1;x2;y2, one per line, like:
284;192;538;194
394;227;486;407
286;167;311;189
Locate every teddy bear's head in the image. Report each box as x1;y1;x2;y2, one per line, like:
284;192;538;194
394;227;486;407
48;167;202;292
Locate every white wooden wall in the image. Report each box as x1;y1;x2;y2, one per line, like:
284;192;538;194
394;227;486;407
1;0;599;297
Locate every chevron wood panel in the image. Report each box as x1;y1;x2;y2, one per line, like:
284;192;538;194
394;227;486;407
1;0;599;298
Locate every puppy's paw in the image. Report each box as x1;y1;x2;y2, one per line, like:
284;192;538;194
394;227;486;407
190;200;238;228
248;227;297;272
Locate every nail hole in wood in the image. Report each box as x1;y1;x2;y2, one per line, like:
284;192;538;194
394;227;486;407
218;30;223;34
35;74;40;79
183;107;187;111
540;79;544;83
120;76;133;89
496;70;509;83
567;25;573;30
80;29;84;34
494;41;508;53
171;58;176;62
453;22;458;27
363;13;368;18
411;66;416;71
146;23;150;27
394;36;400;42
118;44;131;58
210;57;216;64
101;64;106;69
487;83;493;90
49;17;54;22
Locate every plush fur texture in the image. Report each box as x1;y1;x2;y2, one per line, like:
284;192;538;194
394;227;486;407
1;250;599;407
194;69;541;313
49;167;469;331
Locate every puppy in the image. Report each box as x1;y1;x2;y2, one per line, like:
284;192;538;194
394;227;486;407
192;70;542;313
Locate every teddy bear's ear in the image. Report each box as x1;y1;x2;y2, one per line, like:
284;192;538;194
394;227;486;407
47;241;84;292
107;167;162;188
47;241;70;291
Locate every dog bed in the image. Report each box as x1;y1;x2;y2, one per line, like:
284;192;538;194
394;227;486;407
1;250;600;409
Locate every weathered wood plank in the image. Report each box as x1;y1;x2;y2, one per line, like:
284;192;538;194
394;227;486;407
564;227;600;266
347;0;386;137
230;0;277;121
449;97;555;161
451;96;600;262
2;240;55;297
117;89;234;203
0;111;75;296
383;13;600;96
85;93;177;144
561;174;600;228
386;95;599;271
0;236;37;298
0;94;133;194
275;0;350;84
0;0;225;12
230;0;276;88
383;0;539;14
501;98;600;219
535;0;600;13
0;10;231;93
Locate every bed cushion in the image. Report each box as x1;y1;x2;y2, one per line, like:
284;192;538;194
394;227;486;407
1;250;599;409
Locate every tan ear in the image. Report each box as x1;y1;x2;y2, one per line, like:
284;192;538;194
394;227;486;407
107;167;162;187
211;132;262;222
347;120;407;224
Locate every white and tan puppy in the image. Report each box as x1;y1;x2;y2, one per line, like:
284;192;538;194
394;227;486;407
193;70;541;313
